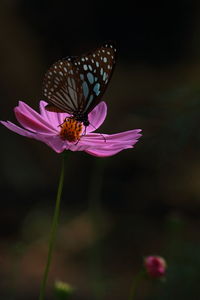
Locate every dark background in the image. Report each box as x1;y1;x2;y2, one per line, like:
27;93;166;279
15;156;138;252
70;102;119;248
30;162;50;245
1;0;200;299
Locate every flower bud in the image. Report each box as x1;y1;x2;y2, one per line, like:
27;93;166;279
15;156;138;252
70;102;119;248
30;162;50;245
144;256;167;278
54;281;74;300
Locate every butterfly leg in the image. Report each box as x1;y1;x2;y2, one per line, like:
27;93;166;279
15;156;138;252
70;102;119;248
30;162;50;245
84;122;106;142
101;133;106;142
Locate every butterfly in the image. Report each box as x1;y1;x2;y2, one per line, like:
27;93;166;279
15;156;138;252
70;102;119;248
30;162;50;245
43;41;117;127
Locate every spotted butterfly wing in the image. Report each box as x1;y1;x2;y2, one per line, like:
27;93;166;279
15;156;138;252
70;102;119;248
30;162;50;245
43;58;83;114
72;42;117;114
43;42;116;124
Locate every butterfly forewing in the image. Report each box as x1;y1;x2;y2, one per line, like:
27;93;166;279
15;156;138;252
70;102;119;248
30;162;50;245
74;42;117;114
43;41;117;118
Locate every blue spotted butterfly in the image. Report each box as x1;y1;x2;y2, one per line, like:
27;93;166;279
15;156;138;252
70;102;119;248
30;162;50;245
43;41;117;126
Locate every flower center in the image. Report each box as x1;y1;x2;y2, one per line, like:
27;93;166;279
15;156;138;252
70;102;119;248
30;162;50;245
59;117;83;142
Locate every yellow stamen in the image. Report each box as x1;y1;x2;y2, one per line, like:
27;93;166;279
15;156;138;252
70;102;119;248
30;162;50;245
59;117;83;142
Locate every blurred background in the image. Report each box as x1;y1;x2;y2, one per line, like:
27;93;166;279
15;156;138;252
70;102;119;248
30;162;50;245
1;0;200;299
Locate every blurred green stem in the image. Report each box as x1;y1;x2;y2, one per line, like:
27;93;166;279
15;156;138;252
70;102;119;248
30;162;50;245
128;270;145;300
39;153;65;300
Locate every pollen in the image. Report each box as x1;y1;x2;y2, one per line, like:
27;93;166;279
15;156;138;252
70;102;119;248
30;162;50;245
59;117;83;142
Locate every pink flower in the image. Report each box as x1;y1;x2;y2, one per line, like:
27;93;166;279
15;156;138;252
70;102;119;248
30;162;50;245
1;101;142;157
144;256;167;278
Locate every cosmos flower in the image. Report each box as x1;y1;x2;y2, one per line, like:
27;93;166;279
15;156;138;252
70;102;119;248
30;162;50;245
1;101;142;157
144;256;167;278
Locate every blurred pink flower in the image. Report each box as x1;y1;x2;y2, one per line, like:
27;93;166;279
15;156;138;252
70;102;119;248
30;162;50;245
1;101;142;157
144;256;167;278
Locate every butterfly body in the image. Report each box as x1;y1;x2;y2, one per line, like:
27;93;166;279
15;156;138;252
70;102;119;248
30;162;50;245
43;41;117;132
73;111;89;126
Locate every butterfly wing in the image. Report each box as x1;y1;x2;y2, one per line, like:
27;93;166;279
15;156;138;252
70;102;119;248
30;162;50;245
43;58;84;114
74;41;117;114
43;41;117;115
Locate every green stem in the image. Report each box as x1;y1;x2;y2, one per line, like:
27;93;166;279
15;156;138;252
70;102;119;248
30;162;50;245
39;154;65;300
128;270;145;300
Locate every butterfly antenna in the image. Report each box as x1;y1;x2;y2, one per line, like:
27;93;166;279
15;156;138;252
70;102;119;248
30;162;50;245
58;117;68;127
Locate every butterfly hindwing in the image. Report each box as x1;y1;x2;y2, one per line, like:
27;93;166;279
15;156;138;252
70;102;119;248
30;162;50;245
43;59;83;114
43;41;117;116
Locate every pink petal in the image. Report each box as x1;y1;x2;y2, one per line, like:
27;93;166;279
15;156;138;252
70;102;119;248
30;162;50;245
1;121;67;153
80;129;142;147
67;137;132;154
68;129;142;155
102;129;142;142
39;101;70;127
16;101;56;132
15;108;56;134
86;102;107;133
85;145;133;157
38;135;67;153
68;143;93;152
1;121;40;138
